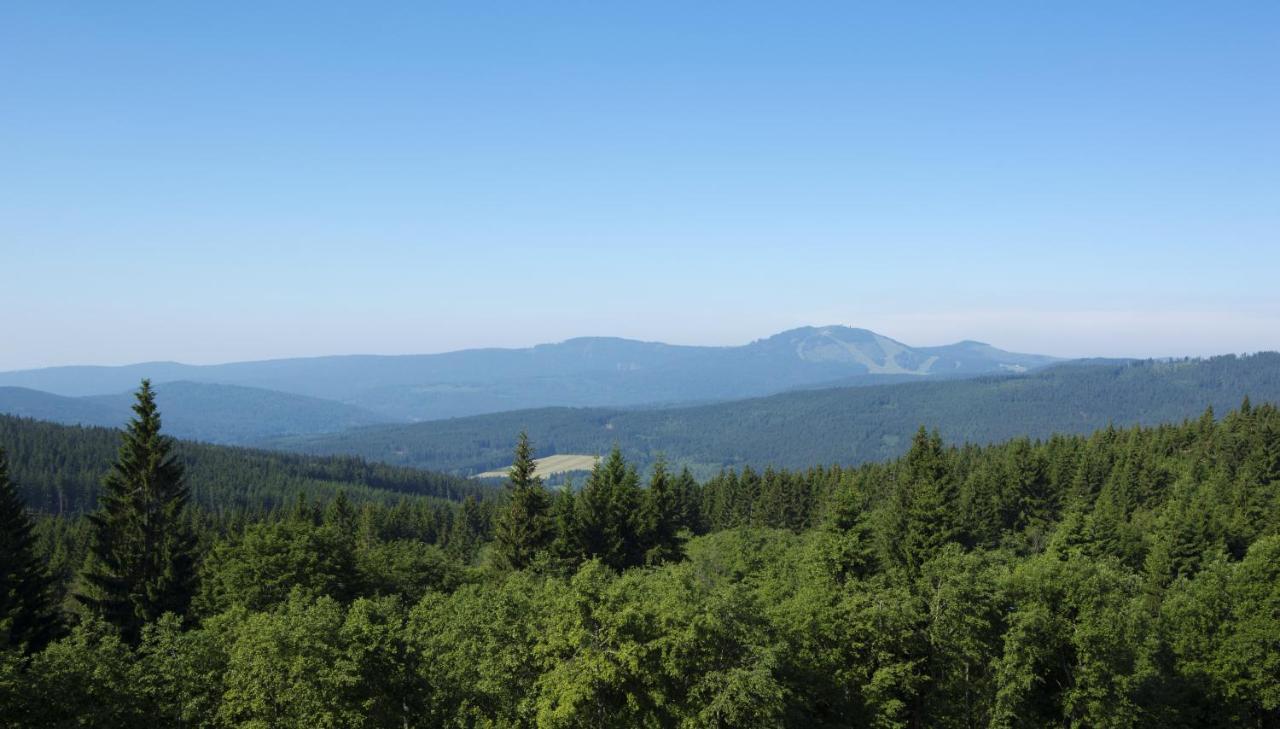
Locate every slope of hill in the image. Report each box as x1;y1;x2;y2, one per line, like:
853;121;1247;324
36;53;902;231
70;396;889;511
0;414;489;515
0;381;400;444
0;386;121;426
264;354;1280;476
0;326;1060;420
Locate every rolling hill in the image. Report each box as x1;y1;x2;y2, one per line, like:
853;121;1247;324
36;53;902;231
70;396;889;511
0;381;400;444
0;414;488;515
263;354;1280;477
0;326;1060;421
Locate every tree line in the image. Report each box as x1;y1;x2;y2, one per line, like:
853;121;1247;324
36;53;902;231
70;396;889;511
0;381;1278;726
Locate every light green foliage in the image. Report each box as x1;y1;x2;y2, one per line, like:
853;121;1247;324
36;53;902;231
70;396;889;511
1218;536;1280;718
917;546;1010;728
217;593;416;728
136;613;229;728
22;617;146;727
407;571;557;726
533;562;662;727
992;554;1154;728
195;517;358;615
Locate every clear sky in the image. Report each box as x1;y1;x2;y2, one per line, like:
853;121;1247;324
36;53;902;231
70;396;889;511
2;2;1277;370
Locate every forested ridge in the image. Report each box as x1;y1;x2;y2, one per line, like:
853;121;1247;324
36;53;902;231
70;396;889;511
0;378;1278;726
268;353;1280;477
0;414;488;514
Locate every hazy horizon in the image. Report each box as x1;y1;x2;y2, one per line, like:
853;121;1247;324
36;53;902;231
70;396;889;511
4;4;1277;370
2;320;1277;373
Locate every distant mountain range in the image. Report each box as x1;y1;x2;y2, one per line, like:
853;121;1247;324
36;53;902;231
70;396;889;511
262;354;1280;477
0;326;1060;425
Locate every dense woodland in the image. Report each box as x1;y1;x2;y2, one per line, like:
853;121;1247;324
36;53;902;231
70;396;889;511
0;414;486;514
1;380;1279;727
267;354;1280;477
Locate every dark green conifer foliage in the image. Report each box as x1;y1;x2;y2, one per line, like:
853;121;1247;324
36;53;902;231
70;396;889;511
77;380;196;642
1001;438;1052;536
637;458;682;565
549;486;581;564
493;432;554;570
883;427;958;571
732;465;760;527
324;491;358;535
958;461;1001;549
0;448;59;651
574;446;643;570
671;467;703;534
1145;478;1222;587
823;471;878;581
447;494;487;562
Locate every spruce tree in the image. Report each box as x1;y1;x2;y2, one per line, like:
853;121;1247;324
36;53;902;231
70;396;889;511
823;471;877;581
637;458;682;565
0;448;59;651
883;427;957;571
575;446;642;570
493;432;554;570
77;380;196;642
548;486;581;566
1002;438;1052;535
672;467;702;534
447;495;487;562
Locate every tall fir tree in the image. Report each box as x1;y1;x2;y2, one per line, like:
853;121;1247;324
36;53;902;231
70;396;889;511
574;446;643;570
493;432;554;570
77;380;196;642
637;458;682;565
0;448;60;652
821;470;878;582
1001;438;1053;536
882;427;958;571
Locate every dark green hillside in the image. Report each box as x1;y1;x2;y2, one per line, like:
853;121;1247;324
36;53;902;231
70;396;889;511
84;381;401;443
0;387;121;426
0;415;489;515
0;381;400;445
268;354;1280;476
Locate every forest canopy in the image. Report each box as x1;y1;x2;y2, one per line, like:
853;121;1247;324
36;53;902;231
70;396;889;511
0;385;1278;727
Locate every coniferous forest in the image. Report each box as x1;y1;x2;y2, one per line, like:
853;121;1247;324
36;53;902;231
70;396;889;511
1;381;1278;728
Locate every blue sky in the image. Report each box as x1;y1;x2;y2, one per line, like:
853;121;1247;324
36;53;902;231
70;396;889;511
2;2;1277;370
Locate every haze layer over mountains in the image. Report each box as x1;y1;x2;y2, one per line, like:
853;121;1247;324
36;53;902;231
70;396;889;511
0;326;1057;427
